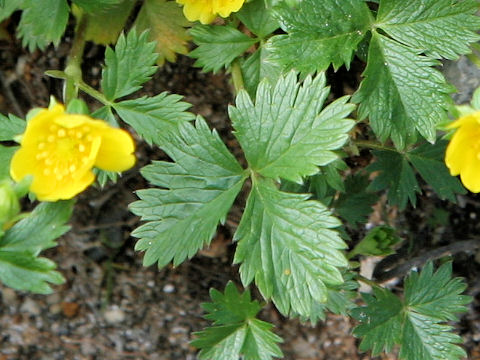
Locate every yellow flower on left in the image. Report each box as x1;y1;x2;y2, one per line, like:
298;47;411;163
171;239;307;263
10;104;135;201
445;111;480;193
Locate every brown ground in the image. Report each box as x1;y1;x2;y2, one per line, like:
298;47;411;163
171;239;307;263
0;20;479;360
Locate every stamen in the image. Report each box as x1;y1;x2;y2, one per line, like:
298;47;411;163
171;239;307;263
78;144;86;152
57;129;66;137
47;135;56;142
37;142;46;150
69;164;77;173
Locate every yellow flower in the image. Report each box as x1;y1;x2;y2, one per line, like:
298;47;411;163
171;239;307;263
445;111;480;192
176;0;245;24
10;104;135;201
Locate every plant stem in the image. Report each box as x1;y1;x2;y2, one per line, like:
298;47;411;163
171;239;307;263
77;81;113;107
64;10;88;104
230;59;245;95
354;139;397;152
355;274;383;290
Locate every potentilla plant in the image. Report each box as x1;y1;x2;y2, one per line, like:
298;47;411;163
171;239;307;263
0;0;479;359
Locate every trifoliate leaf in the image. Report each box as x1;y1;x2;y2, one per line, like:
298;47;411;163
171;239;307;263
72;0;123;13
267;0;371;73
234;178;348;318
0;113;25;141
241;46;282;99
130;118;246;267
353;262;471;360
113;93;195;145
335;174;378;228
376;0;480;60
101;29;158;101
0;251;64;294
0;201;73;253
83;0;136;45
134;0;190;66
0;145;17;180
229;71;355;183
407;141;466;202
190;24;258;74
353;32;454;149
0;0;21;22
367;150;420;210
236;0;279;38
192;282;283;360
17;0;69;51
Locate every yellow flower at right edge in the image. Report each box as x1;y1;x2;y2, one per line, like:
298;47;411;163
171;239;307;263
10;104;135;201
176;0;245;24
445;111;480;192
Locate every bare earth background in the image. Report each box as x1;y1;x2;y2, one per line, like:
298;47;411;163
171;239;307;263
0;20;479;360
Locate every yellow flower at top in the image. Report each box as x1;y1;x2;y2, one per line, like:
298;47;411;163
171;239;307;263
10;104;135;201
176;0;245;24
445;111;480;193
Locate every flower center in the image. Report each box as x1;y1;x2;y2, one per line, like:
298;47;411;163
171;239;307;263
36;124;99;180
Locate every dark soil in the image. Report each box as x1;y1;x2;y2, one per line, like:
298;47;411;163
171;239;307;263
0;22;479;360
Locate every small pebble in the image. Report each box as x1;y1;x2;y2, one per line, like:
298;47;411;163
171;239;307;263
20;298;41;315
1;287;18;306
163;284;175;293
104;306;126;324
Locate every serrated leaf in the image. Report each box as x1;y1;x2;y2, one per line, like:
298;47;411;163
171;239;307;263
0;251;64;294
0;200;73;253
407;141;466;202
353;262;471;360
229;71;355;183
83;0;135;45
113;93;195;145
17;0;69;51
130;118;246;267
241;46;282;99
267;0;371;73
376;0;480;60
236;0;279;38
192;282;283;360
0;145;18;180
367;150;420;210
190;24;258;74
353;32;454;149
234;178;348;317
335;174;378;228
72;0;123;13
101;29;158;101
134;0;190;66
0;0;21;22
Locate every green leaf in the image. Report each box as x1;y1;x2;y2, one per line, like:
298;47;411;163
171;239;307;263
83;0;136;45
407;141;466;202
72;0;123;12
0;145;18;180
0;0;21;22
241;46;282;99
236;0;279;38
376;0;480;60
353;32;454;149
0;200;73;253
267;0;371;73
234;178;348;317
229;71;355;183
134;0;190;66
335;174;378;228
101;29;158;101
192;282;283;360
190;24;258;74
113;93;195;145
130;118;246;267
367;150;420;210
349;225;401;257
17;0;69;51
353;262;471;360
0;251;64;294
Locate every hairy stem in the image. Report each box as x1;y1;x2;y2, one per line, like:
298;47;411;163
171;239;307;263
230;59;245;95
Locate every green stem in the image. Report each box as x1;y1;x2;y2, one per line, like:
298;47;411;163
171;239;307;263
354;139;397;152
77;81;113;107
64;10;88;104
230;59;245;95
355;274;383;290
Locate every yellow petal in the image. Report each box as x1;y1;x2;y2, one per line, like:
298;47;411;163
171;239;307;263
446;112;480;129
181;0;216;24
214;0;245;17
459;153;480;193
94;127;135;172
37;171;95;201
445;129;477;176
